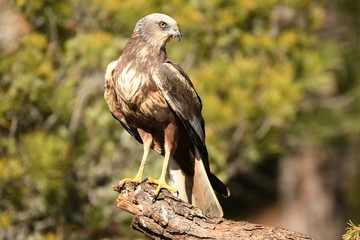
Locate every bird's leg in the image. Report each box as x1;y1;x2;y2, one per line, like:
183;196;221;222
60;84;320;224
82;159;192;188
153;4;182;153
118;130;152;188
146;150;178;199
118;146;150;187
143;122;178;199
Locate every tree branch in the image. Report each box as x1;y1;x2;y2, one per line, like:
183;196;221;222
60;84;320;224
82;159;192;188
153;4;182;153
113;182;315;240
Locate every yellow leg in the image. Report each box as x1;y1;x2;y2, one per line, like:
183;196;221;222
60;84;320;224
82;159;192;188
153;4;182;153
119;146;150;186
146;150;178;197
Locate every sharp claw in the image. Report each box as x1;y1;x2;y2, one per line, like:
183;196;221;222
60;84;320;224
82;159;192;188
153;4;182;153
152;189;161;204
141;178;149;184
117;182;125;190
175;191;179;197
134;181;140;187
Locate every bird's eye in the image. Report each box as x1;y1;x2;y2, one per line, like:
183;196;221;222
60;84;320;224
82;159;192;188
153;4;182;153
159;21;167;28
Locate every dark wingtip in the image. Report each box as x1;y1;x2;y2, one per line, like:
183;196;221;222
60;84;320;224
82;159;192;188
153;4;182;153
209;172;230;197
223;187;231;198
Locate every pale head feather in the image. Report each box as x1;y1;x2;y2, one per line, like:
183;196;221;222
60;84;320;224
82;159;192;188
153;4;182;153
134;13;181;47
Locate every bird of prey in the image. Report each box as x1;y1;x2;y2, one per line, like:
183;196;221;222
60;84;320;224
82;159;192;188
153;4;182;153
104;13;230;218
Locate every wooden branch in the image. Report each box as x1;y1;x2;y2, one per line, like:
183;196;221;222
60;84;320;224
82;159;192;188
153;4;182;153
113;182;315;240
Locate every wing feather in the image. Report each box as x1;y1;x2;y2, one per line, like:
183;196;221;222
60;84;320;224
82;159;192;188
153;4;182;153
154;61;209;168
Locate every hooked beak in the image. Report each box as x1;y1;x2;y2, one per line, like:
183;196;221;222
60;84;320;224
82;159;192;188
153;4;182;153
173;26;182;41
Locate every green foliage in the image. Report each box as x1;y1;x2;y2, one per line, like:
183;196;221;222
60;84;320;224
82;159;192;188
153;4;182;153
20;132;69;205
65;32;125;71
1;33;55;117
0;0;359;239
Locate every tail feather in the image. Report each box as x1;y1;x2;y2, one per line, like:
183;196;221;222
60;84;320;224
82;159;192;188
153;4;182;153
192;154;223;218
168;150;224;218
168;157;190;203
209;172;230;198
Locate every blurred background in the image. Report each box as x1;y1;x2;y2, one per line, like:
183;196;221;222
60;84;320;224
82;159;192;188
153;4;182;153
0;0;359;239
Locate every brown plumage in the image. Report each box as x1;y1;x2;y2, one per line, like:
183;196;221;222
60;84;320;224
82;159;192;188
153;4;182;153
104;13;229;218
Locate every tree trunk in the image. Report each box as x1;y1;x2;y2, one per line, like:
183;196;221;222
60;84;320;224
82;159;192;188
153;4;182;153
279;145;346;240
113;182;315;240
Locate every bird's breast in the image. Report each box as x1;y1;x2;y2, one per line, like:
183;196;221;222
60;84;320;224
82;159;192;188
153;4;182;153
117;64;144;103
115;62;169;124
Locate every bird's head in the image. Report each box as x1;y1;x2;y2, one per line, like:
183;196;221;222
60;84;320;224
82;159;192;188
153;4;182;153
135;13;182;47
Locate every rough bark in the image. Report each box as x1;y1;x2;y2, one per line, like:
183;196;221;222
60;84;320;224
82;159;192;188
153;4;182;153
113;182;315;240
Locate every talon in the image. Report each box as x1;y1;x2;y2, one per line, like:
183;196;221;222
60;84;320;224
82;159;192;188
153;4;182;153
116;183;124;191
113;184;122;192
141;178;149;184
116;180;128;191
143;177;178;198
118;177;142;189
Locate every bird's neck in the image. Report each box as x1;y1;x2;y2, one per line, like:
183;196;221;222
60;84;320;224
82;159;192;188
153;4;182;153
123;32;168;62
